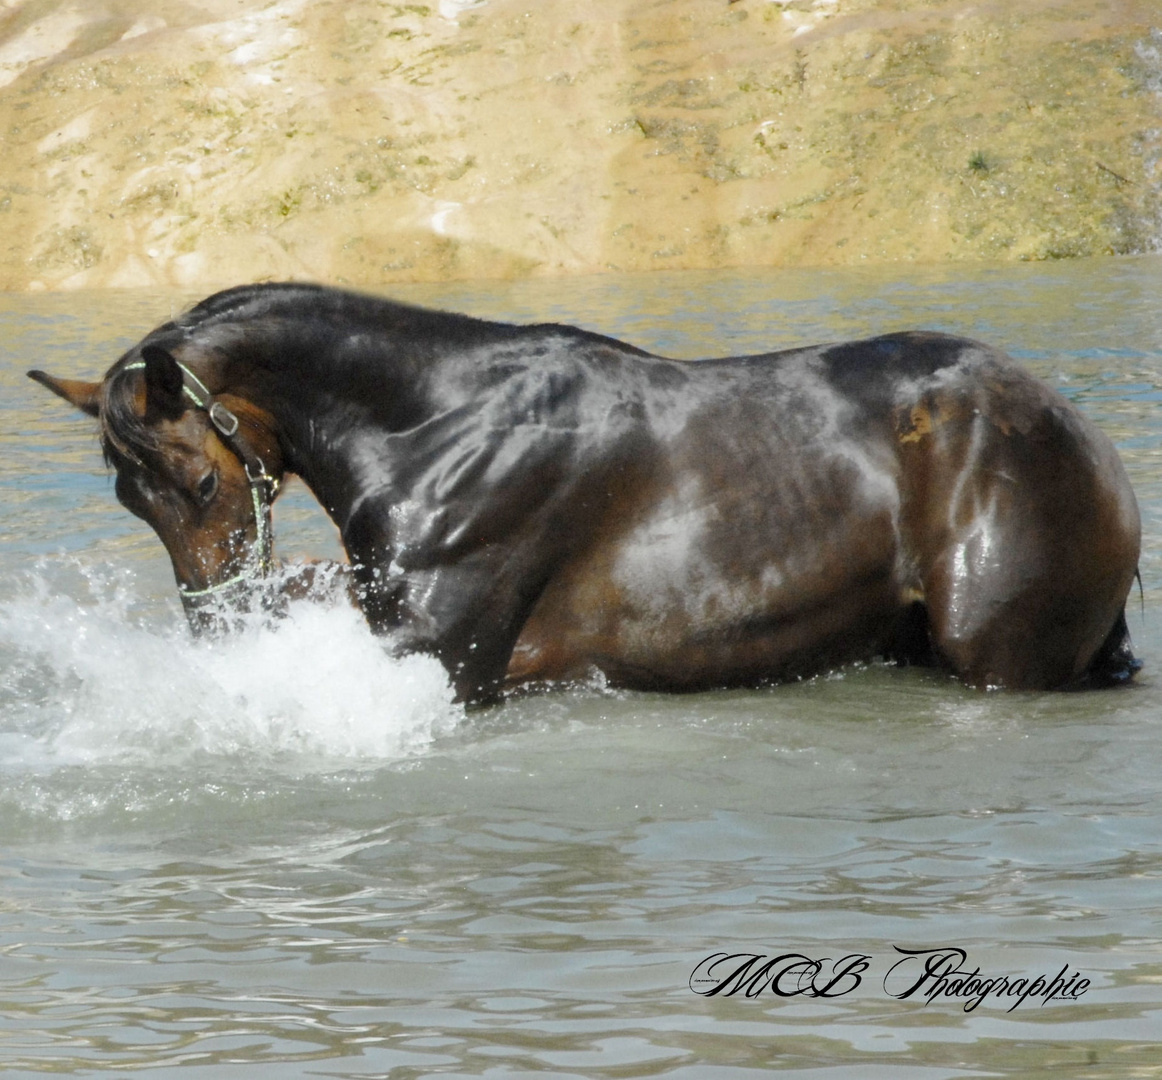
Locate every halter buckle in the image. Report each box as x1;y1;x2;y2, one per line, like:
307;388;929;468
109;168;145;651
209;401;240;438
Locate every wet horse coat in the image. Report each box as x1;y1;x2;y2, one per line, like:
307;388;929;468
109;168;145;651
29;284;1141;702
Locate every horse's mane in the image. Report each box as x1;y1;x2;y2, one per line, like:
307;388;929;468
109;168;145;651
97;282;645;465
178;282;527;346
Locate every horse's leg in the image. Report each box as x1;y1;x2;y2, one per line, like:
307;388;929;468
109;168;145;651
348;538;559;706
923;550;1131;690
917;455;1138;691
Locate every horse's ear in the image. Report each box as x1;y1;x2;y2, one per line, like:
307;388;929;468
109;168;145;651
27;370;101;417
141;345;186;418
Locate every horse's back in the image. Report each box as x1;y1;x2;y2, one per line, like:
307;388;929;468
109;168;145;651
509;334;937;689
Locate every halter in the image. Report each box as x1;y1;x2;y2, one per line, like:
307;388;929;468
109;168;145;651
123;358;280;611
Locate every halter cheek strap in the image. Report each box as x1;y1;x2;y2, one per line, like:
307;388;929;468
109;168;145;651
122;359;280;606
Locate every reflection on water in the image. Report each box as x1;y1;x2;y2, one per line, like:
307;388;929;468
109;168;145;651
3;258;1162;1076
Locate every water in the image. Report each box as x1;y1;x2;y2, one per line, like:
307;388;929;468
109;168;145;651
3;260;1162;1077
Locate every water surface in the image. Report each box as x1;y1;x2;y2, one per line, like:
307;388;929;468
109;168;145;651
2;259;1162;1077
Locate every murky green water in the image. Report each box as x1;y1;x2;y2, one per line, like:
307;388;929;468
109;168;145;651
3;260;1162;1077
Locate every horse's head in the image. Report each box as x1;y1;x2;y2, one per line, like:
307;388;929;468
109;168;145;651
29;344;284;632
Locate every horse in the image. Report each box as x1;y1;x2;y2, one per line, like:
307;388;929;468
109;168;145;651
29;282;1141;704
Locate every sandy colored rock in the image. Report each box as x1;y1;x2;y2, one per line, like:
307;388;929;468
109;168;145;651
0;0;1160;290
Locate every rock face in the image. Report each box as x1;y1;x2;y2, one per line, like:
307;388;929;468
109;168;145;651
1;0;1160;290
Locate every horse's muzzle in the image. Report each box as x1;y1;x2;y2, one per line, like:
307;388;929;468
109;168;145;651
180;576;284;636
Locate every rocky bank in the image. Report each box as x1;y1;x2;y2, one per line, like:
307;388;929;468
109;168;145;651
1;0;1161;290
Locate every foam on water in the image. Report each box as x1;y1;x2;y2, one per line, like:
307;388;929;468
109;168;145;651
0;562;461;779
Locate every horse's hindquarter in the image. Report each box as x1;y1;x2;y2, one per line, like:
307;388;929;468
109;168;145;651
886;341;1141;687
509;350;913;690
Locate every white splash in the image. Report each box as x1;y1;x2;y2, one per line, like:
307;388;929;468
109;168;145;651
0;565;460;773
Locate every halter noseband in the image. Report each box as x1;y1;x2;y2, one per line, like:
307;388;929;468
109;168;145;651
123;358;280;610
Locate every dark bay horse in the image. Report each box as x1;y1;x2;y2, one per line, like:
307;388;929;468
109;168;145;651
29;283;1141;703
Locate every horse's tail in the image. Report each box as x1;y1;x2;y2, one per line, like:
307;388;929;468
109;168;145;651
1080;604;1143;688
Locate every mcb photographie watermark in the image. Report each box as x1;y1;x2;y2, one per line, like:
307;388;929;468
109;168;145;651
689;945;1091;1013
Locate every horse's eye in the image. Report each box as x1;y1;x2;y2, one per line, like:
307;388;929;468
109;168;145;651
196;471;219;505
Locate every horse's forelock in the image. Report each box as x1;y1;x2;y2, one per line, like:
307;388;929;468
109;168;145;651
98;362;157;467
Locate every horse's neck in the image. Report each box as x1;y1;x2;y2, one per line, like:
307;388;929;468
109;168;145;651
233;336;415;535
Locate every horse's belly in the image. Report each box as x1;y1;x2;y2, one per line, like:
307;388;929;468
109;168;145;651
508;505;907;691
